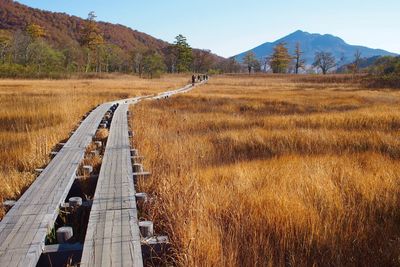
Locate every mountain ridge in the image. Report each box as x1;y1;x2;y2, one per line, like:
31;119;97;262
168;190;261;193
235;30;397;66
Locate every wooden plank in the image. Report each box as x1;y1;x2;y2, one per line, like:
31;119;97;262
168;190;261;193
81;103;142;267
0;103;112;267
82;84;200;266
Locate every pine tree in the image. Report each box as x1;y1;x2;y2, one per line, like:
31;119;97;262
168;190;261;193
270;43;291;73
174;35;193;73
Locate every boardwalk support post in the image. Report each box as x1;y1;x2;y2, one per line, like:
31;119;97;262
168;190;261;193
133;163;144;173
139;221;154;238
35;168;44;174
69;197;83;208
141;236;171;265
135;193;148;210
83;165;93;176
3;200;16;209
56;227;73;244
135;193;148;203
90;150;99;157
130;149;138;157
94;141;102;148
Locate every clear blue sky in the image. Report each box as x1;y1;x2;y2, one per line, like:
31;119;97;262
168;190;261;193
17;0;400;57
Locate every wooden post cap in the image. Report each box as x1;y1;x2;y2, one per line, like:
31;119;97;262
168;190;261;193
83;165;93;175
69;197;83;208
135;193;148;203
90;150;99;157
139;221;154;238
94;141;102;148
130;149;138;157
133;163;144;173
3;200;16;208
56;227;73;244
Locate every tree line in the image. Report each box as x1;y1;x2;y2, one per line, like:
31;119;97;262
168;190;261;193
240;42;367;75
0;12;226;78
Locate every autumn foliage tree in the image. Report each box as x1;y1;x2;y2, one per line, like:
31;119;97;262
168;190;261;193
269;43;291;73
80;11;104;72
243;51;258;74
26;23;46;40
142;51;165;78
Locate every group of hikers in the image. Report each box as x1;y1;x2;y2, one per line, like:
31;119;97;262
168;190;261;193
192;74;209;85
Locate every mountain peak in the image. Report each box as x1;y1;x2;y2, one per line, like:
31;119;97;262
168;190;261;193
235;31;397;65
277;30;309;42
290;30;309;36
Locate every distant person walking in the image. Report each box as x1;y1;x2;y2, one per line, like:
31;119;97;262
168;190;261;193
192;75;196;86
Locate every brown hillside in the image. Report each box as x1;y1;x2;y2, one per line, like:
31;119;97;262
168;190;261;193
0;0;168;51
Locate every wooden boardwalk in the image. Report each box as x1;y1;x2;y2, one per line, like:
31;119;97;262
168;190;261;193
80;103;142;266
0;103;112;266
0;81;205;266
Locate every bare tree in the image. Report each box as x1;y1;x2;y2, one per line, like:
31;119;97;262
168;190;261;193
0;30;11;64
164;45;178;73
220;57;241;73
353;49;362;73
192;49;213;73
294;42;305;74
313;51;336;74
261;56;271;72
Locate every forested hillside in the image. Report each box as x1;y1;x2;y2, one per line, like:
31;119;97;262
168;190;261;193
0;0;226;77
0;0;167;52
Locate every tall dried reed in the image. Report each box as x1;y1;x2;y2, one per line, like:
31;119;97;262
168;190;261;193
132;75;400;266
0;75;188;218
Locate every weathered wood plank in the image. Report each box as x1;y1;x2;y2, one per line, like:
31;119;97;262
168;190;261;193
0;103;112;267
81;103;142;267
82;84;201;266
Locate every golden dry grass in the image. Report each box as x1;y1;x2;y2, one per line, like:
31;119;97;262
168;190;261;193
0;75;188;218
131;75;400;266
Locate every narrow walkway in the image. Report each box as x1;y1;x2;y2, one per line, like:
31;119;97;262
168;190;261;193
0;104;112;266
80;103;142;266
0;80;206;266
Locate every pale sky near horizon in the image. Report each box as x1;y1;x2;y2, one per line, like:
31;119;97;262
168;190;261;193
17;0;400;57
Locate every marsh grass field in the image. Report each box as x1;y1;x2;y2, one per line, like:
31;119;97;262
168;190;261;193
1;74;400;266
0;75;188;218
131;75;400;266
